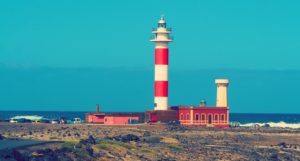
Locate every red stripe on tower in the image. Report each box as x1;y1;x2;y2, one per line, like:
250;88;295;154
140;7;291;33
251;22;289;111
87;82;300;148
154;81;168;96
155;48;168;65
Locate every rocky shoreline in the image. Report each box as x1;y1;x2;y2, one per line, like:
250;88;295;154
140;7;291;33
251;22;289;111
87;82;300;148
0;122;300;161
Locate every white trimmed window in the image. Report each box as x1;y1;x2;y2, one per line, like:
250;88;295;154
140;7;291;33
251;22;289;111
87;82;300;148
195;114;199;121
214;114;219;122
221;114;225;122
201;114;206;122
180;113;184;120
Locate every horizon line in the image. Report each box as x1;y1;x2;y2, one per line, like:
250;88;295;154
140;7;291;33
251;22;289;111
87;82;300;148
0;110;300;115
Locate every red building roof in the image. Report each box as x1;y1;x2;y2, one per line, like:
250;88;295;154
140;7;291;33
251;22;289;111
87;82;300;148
86;112;143;117
170;106;228;110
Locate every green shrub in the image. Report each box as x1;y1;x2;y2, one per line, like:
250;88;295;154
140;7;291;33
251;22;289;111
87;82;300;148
167;144;183;151
140;148;153;153
96;139;135;150
61;141;78;149
96;143;110;150
74;149;91;160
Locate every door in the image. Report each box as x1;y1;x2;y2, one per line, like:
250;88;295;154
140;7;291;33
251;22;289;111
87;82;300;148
208;114;212;124
150;113;158;122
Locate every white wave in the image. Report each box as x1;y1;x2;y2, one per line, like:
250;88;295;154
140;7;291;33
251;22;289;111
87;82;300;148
239;121;300;129
10;115;46;121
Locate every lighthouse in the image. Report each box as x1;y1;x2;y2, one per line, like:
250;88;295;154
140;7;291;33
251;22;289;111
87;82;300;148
145;16;230;127
150;16;172;110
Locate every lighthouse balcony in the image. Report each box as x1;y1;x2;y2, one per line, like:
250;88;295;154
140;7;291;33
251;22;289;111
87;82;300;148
150;38;173;42
152;28;172;33
150;35;173;42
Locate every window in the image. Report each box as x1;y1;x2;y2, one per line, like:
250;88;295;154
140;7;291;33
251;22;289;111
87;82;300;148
186;114;190;120
195;114;199;121
221;114;225;122
201;114;205;121
180;113;184;120
158;23;166;28
214;115;218;122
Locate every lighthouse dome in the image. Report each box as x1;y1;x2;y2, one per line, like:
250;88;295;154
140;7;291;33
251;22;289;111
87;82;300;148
158;15;166;24
158;19;166;24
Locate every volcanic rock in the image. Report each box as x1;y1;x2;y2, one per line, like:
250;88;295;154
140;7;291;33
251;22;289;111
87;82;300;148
143;136;161;143
108;134;140;142
86;144;94;156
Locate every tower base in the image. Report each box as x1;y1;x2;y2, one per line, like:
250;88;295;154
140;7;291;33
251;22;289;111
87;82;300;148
144;110;178;123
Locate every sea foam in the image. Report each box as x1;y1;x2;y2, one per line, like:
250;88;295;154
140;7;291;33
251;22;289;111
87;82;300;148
240;121;300;129
10;115;45;121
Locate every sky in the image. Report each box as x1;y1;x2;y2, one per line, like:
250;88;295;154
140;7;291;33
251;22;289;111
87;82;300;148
0;1;300;113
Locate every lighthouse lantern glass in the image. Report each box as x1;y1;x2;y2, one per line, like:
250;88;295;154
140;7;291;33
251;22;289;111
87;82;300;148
158;23;166;28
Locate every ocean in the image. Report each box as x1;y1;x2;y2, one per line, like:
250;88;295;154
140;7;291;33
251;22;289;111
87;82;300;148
0;111;300;128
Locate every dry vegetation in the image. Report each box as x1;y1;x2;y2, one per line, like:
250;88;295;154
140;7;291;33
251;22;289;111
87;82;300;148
0;122;300;160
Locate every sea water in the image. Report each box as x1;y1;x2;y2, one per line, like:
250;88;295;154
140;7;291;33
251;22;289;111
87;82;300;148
0;111;299;128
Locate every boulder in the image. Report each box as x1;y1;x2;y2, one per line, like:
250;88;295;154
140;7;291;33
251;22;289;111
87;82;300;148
143;136;161;143
87;135;96;144
74;132;80;137
80;135;97;145
121;134;140;142
278;142;287;148
85;144;94;156
12;150;26;161
269;153;278;160
108;134;140;143
143;131;151;137
75;143;82;149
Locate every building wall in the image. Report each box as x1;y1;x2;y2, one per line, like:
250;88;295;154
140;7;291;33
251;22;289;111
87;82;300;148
177;108;229;128
104;116;139;125
86;112;144;124
86;115;105;124
144;110;178;123
86;115;140;124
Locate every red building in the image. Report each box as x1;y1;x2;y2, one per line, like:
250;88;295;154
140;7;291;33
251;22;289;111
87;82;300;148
144;106;229;128
86;112;143;125
85;105;144;125
170;106;229;128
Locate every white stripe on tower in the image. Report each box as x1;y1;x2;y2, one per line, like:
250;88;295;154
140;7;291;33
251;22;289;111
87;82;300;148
150;16;172;110
154;47;168;110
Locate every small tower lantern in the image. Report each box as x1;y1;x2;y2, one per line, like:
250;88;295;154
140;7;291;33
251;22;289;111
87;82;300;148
200;100;207;107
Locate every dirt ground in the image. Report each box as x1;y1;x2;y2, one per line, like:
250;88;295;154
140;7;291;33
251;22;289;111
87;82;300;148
0;122;300;161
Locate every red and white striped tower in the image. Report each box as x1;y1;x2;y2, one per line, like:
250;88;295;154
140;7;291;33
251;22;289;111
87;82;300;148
150;16;172;110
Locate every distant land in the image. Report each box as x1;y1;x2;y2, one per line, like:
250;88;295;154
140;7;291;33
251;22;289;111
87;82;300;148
0;66;299;113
